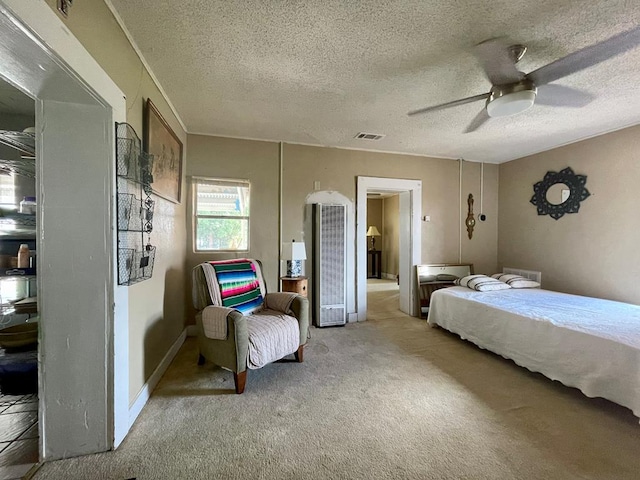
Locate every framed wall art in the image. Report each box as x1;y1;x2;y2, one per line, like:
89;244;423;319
143;99;183;203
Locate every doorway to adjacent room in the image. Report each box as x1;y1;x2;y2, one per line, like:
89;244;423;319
365;191;401;319
357;176;421;321
0;1;129;468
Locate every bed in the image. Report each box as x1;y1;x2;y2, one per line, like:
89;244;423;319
427;286;640;419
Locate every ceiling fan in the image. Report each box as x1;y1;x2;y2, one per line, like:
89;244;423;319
408;26;640;133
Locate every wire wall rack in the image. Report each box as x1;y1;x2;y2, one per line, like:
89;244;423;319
116;123;155;286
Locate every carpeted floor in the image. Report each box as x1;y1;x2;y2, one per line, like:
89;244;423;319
34;279;640;479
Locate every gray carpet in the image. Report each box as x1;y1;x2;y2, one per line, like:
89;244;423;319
34;280;640;479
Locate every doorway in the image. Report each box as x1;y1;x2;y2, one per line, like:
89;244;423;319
357;177;421;321
0;1;128;463
0;77;39;479
365;192;401;319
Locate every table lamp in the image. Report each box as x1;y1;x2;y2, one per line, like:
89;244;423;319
366;225;381;251
282;240;307;277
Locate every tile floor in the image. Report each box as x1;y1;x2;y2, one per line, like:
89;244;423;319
0;393;38;480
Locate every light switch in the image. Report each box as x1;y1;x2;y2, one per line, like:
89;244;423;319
423;215;431;222
314;181;320;190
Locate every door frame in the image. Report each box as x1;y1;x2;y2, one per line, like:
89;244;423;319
0;0;129;456
356;176;421;319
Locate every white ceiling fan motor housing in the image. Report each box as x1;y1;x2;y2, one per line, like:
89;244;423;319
486;80;537;118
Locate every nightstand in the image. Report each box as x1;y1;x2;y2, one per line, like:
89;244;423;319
367;250;382;279
281;276;308;297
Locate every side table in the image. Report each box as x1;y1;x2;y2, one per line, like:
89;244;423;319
367;250;382;279
281;276;308;297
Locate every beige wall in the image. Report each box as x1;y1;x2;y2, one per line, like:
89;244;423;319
366;199;383;241
46;0;188;404
382;195;399;276
185;134;280;321
461;160;498;275
281;144;499;278
499;124;640;305
184;139;499;321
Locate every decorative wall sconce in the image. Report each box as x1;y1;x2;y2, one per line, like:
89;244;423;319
530;167;590;220
465;194;476;239
57;0;73;18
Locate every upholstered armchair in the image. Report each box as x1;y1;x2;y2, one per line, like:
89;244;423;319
192;259;309;394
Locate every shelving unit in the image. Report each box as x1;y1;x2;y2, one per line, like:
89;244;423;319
0;212;36;239
116;123;156;285
0;157;35;178
0;131;36;177
0;131;36;178
0;130;37;332
0;130;35;156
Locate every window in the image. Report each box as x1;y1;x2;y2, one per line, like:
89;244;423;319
193;177;250;251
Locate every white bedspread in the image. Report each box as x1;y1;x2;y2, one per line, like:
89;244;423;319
428;287;640;418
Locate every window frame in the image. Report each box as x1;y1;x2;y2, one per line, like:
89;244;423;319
192;176;251;253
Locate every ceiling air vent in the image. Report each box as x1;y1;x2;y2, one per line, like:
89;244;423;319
354;132;385;141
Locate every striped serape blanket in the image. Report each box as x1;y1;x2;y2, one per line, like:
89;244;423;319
211;259;264;315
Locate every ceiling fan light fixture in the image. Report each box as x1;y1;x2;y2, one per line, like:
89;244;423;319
486;89;536;118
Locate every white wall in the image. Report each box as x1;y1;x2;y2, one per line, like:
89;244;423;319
38;100;114;456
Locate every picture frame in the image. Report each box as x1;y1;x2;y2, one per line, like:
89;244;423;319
143;99;183;203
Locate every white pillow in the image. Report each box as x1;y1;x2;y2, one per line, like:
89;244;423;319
454;274;512;291
491;273;540;289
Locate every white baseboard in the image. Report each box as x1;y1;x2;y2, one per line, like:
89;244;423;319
186;325;198;337
128;328;186;428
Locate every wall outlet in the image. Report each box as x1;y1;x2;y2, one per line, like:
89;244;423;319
314;181;320;191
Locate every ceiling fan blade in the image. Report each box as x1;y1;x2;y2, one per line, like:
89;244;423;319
474;38;525;85
528;25;640;86
408;93;489;116
535;84;595;108
464;109;490;133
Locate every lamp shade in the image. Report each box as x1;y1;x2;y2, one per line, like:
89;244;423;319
366;225;381;237
282;241;307;261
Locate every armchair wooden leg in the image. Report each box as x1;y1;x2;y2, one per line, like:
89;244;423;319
197;353;205;366
233;370;247;394
294;344;304;363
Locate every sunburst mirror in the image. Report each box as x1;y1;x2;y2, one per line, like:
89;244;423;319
530;167;590;220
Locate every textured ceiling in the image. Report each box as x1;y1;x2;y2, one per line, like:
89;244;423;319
110;0;640;163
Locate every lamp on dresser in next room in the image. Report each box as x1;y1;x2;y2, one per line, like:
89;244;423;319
282;240;307;277
366;225;381;251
